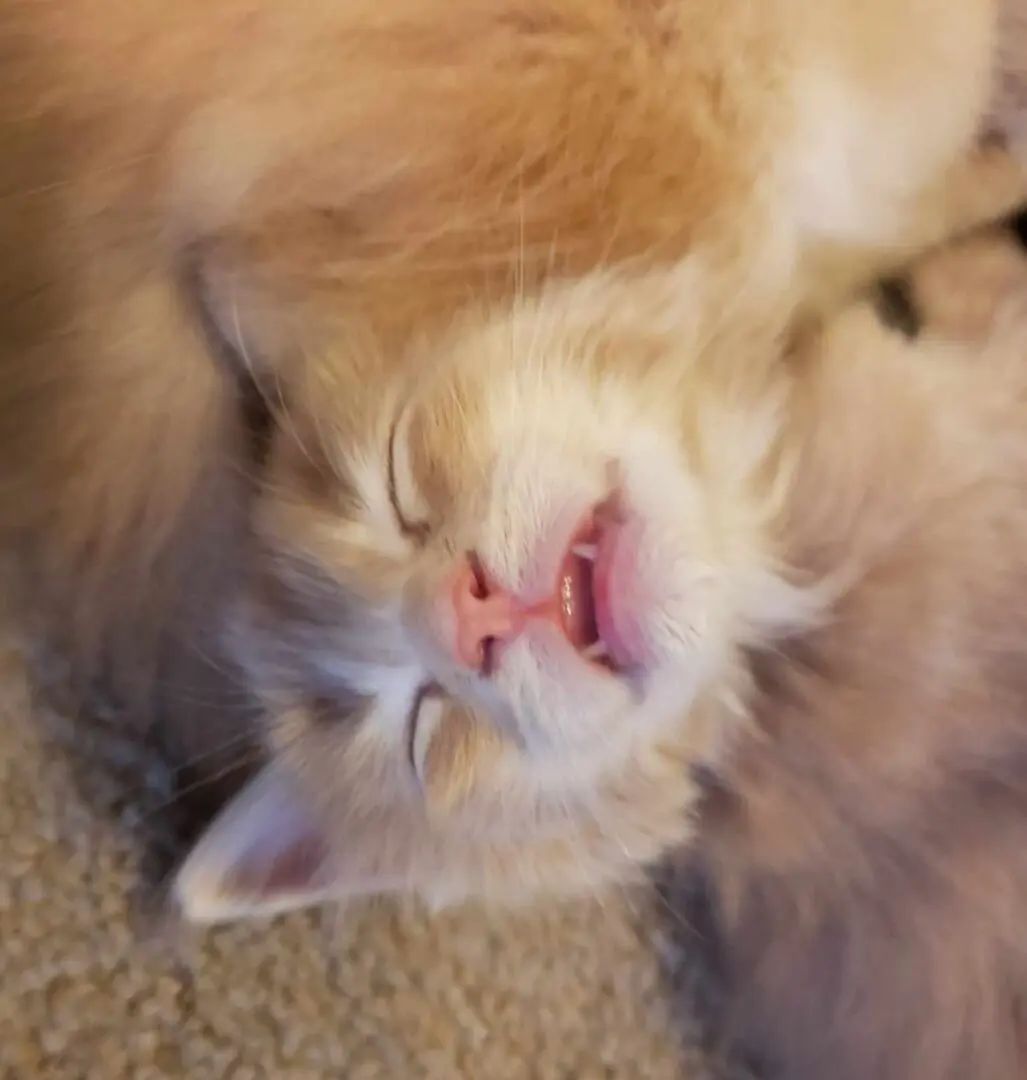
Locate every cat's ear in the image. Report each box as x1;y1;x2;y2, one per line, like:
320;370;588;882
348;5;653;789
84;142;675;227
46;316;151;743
170;762;340;925
171;705;514;926
169;749;481;926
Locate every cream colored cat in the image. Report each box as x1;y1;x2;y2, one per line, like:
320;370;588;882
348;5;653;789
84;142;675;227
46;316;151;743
175;226;1027;1079
3;0;1027;904
171;250;809;918
4;3;1024;1072
2;0;1026;747
171;221;1027;906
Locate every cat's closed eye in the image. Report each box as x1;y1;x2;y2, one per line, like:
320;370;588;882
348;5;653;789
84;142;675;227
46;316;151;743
386;410;431;544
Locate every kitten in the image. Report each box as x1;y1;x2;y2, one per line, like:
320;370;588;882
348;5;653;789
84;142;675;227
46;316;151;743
658;232;1027;1080
2;0;1026;789
173;228;1027;1080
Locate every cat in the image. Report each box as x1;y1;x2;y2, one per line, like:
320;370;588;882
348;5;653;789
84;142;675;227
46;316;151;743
171;224;1027;1080
2;0;1027;796
657;229;1027;1080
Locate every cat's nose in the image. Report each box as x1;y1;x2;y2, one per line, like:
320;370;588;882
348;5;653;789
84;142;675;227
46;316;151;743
442;553;525;674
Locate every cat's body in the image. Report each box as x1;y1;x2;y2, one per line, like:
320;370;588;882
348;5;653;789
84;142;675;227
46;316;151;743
6;6;1027;1072
173;227;1027;1079
666;235;1027;1080
1;0;1026;785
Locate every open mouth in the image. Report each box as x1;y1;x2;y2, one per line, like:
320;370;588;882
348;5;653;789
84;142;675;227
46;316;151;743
553;495;636;674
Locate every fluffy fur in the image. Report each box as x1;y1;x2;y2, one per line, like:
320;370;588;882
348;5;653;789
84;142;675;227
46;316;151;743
1;0;1026;786
658;230;1027;1080
174;226;1027;1080
5;4;1027;1072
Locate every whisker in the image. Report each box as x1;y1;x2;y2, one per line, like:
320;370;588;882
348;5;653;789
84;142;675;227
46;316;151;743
167;728;264;774
648;879;701;940
0;152;160;203
135;748;265;824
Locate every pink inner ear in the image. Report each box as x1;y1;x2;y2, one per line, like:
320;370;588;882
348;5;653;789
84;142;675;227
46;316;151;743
172;762;341;923
231;831;331;897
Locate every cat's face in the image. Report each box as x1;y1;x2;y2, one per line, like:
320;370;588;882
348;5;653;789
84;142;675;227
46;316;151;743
172;267;813;923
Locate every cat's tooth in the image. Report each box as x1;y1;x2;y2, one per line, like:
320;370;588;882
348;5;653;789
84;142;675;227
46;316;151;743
572;543;598;561
582;641;609;662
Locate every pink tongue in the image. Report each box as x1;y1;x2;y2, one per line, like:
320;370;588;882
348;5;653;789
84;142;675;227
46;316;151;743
592;518;643;669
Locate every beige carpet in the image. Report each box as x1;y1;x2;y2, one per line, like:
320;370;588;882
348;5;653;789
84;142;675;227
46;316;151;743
0;624;692;1080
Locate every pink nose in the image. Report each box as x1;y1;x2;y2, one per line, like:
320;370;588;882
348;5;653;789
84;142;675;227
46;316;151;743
442;553;525;673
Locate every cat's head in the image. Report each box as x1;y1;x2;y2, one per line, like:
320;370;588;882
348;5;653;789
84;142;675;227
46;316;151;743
171;261;816;924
